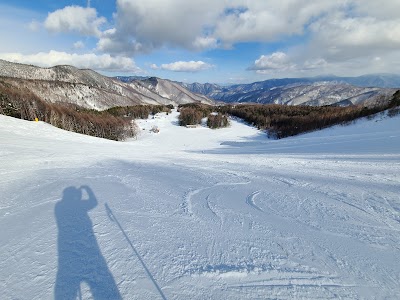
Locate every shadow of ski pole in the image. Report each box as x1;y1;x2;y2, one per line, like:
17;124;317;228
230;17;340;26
105;203;167;300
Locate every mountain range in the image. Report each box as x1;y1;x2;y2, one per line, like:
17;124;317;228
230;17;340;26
179;75;400;106
1;59;399;110
0;60;213;110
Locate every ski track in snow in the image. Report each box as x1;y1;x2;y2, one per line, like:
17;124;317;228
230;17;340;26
180;178;251;218
1;111;400;299
245;191;263;212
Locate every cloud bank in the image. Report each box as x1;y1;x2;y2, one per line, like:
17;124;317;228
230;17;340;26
96;0;343;55
87;0;400;75
0;51;139;72
5;0;400;76
155;61;213;72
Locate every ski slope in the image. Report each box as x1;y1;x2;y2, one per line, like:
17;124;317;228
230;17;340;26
1;110;399;299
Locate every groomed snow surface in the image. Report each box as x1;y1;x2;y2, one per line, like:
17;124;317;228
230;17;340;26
1;110;399;299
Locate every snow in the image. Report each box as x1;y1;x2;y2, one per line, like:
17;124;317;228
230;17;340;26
1;110;399;300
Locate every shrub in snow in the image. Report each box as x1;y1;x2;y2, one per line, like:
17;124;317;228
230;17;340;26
207;113;230;129
178;107;203;126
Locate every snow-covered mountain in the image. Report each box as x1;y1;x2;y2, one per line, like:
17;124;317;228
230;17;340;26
315;74;400;88
235;82;396;106
180;82;222;96
180;76;398;106
123;77;212;106
0;60;214;110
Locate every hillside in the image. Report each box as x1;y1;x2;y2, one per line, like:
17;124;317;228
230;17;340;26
0;60;214;110
1;110;399;299
180;76;398;106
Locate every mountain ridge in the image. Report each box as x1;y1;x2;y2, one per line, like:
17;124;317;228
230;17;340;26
1;59;398;109
179;75;399;106
0;59;214;110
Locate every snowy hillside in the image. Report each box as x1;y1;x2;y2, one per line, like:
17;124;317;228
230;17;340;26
0;60;214;109
181;79;396;106
1;111;399;299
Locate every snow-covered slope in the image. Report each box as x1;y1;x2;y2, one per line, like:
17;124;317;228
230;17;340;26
1;112;399;299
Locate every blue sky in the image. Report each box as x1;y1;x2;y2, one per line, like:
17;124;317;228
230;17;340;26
1;0;400;84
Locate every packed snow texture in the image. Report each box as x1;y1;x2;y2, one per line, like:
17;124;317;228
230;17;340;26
1;110;399;299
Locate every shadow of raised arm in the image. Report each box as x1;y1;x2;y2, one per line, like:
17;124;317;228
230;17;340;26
80;185;98;211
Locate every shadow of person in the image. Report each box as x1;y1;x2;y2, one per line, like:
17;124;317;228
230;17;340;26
54;186;121;300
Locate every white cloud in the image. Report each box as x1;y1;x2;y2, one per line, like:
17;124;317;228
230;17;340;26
40;0;400;57
251;52;296;72
98;0;342;55
45;6;106;37
213;2;340;46
97;28;145;56
303;58;328;70
92;0;400;77
150;64;159;70
250;52;332;76
160;61;213;72
242;0;400;77
97;0;224;55
352;0;400;20
192;36;218;50
6;1;400;78
0;50;140;72
73;41;85;49
309;13;400;61
250;49;400;78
